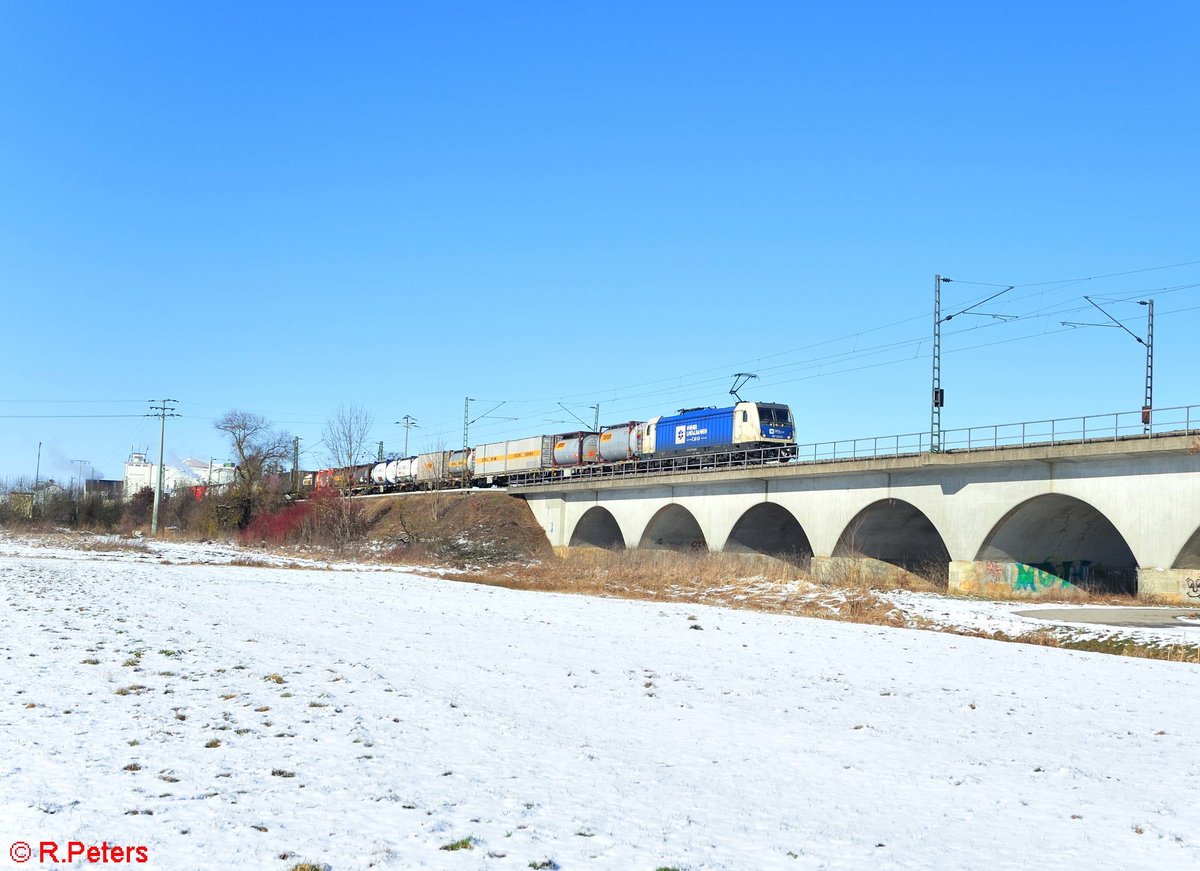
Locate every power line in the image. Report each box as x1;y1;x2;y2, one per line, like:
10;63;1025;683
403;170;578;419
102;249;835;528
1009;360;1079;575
945;257;1200;291
428;259;1200;423
0;398;150;404
0;413;149;419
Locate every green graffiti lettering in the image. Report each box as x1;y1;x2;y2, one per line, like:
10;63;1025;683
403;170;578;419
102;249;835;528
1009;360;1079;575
1013;564;1037;592
1009;562;1076;592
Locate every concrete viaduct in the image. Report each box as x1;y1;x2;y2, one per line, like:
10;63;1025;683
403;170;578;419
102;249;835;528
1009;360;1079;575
513;434;1200;602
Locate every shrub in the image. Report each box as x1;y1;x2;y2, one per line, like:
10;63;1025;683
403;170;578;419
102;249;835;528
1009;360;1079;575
240;499;314;546
124;487;155;528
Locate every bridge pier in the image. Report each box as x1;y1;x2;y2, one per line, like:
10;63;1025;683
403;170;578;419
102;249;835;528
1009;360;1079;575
946;560;1181;599
1135;568;1199;601
810;555;942;588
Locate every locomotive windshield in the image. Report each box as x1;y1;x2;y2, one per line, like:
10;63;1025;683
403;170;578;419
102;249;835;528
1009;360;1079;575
758;405;792;424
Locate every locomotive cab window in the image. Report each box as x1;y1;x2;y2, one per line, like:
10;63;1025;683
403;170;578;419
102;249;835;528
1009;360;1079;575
742;411;748;422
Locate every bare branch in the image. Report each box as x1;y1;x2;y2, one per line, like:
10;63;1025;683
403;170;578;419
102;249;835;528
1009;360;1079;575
214;410;292;505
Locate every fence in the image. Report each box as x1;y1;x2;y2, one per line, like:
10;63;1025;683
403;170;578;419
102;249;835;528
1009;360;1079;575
795;403;1198;463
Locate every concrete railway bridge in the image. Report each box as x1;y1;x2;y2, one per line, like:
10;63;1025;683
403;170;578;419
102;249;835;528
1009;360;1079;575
514;428;1200;602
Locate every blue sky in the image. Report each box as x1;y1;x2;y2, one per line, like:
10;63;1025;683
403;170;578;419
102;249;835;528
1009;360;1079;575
2;1;1198;483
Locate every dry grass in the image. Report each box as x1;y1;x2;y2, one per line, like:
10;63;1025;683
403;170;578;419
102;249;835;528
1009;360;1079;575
226;557;312;570
370;492;553;566
949;626;1200;663
813;554;946;595
462;549;797;598
78;539;151;553
953;581;1177;607
5;530;152;552
449;549;909;628
430;549;1200;661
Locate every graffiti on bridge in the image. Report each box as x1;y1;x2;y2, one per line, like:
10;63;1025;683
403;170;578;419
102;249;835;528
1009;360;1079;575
1187;578;1200;599
983;560;1089;592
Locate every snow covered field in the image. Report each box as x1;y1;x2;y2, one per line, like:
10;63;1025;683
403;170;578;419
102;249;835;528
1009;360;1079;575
2;535;1199;870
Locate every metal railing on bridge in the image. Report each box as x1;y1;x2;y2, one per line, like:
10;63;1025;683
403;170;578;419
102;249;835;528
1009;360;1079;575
797;403;1199;463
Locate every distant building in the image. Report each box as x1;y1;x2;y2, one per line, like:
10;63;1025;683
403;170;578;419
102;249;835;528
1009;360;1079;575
121;453;238;500
84;479;124;500
122;452;200;500
182;458;236;489
3;480;64;517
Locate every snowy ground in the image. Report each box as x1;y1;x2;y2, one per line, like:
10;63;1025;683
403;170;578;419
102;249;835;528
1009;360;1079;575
2;534;1200;870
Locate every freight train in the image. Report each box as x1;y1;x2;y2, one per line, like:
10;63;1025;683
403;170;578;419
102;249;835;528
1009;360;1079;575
310;400;796;493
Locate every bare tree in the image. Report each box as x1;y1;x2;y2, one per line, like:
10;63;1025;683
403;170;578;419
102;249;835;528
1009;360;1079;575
214;410;292;526
321;402;375;547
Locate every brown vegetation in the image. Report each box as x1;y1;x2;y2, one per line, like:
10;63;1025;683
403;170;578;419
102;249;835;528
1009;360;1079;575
441;548;907;629
950;626;1200;663
368;492;553;565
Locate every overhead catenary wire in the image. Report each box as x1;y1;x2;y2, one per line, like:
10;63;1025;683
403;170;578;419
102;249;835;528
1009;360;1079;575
408;259;1200;432
411;270;1200;441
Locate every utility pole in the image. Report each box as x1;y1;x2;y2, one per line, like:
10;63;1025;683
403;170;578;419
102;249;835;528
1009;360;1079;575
292;436;300;492
1141;299;1154;433
464;397;470;452
1061;297;1155;434
147;399;179;535
33;442;41;509
377;441;384;462
465;398;515;450
395;415;418;455
71;458;90;500
592;404;600;432
930;275;1014;452
931;275;944;453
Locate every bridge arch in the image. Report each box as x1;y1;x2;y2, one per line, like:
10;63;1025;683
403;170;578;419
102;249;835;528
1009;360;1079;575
569;506;626;549
975;494;1137;593
834;499;950;584
639;504;708;552
723;503;812;565
1171;523;1200;570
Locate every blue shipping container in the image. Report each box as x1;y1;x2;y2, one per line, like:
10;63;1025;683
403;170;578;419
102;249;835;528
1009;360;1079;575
653;406;735;454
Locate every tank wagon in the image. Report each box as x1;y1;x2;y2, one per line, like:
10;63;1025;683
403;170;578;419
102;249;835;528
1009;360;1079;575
312;400;795;493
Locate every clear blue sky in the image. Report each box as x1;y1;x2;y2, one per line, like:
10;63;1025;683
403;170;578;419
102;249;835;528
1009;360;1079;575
3;1;1198;484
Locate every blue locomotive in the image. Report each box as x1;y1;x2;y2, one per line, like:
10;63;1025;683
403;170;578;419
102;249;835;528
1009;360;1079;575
644;402;795;455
